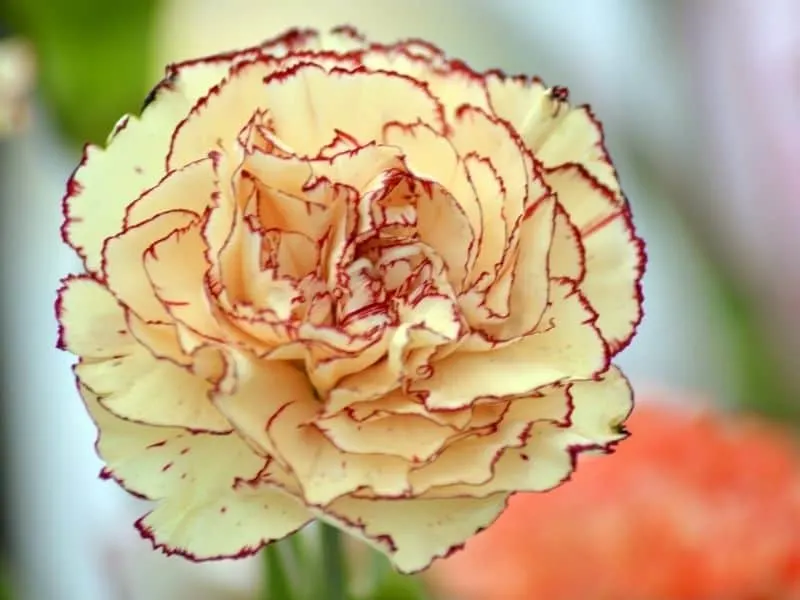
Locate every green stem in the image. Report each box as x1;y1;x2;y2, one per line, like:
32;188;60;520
319;523;348;600
264;542;294;600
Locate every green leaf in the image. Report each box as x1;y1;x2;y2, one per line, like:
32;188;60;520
0;0;160;146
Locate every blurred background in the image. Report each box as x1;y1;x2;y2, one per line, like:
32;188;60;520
0;0;798;598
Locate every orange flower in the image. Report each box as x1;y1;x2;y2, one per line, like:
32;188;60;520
431;402;800;599
57;27;644;572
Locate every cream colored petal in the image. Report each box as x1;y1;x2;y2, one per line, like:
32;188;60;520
462;155;505;286
484;75;564;149
581;213;644;353
318;493;508;573
82;383;259;500
252;185;330;251
381;124;477;288
478;196;556;340
104;210;196;322
416;184;475;290
317;411;455;462
549;205;586;282
57;275;132;359
144;219;223;351
137;480;311;560
303;328;391;399
83;383;311;558
411;386;571;493
59;276;230;431
323;287;463;416
75;349;230;432
324;325;419;414
448;106;528;231
546;166;644;351
268;400;410;505
429;366;632;498
124;157;218;227
414;280;608;410
309;143;407;194
486;75;620;198
257;63;445;157
167;60;274;169
212;351;318;462
383;120;481;242
361;48;490;118
537;106;620;199
63;60;232;273
544;164;618;231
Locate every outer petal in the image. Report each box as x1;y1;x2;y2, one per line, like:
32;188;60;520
167;60;274;169
82;383;311;559
169;61;445;165
318;493;509;573
62;60;232;273
546;165;645;351
430;366;633;498
409;387;571;494
260;63;446;157
58;276;230;432
361;46;490;118
137;483;311;561
415;280;608;410
484;75;620;199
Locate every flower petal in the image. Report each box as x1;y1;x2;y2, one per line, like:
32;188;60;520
82;383;256;500
137;469;311;561
268;399;411;505
449;106;528;243
432;366;632;497
144;219;223;351
123;156;219;228
414;280;608;410
546;165;645;352
319;494;509;573
59;276;230;431
104;210;196;322
167;60;273;169
549;204;586;282
484;75;621;199
62;61;231;273
83;383;311;559
362;47;489;118
317;411;455;462
212;351;318;462
469;196;556;341
259;63;445;157
409;387;570;494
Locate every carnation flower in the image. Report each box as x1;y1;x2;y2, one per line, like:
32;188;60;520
431;402;800;599
57;27;644;573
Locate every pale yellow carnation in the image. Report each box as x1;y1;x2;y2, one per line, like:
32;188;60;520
58;27;644;572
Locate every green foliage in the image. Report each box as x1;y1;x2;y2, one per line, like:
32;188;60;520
0;0;160;147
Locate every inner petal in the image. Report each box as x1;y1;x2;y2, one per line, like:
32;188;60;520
259;63;446;157
316;410;457;462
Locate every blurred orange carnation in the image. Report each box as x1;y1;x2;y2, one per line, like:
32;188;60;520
431;402;800;600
